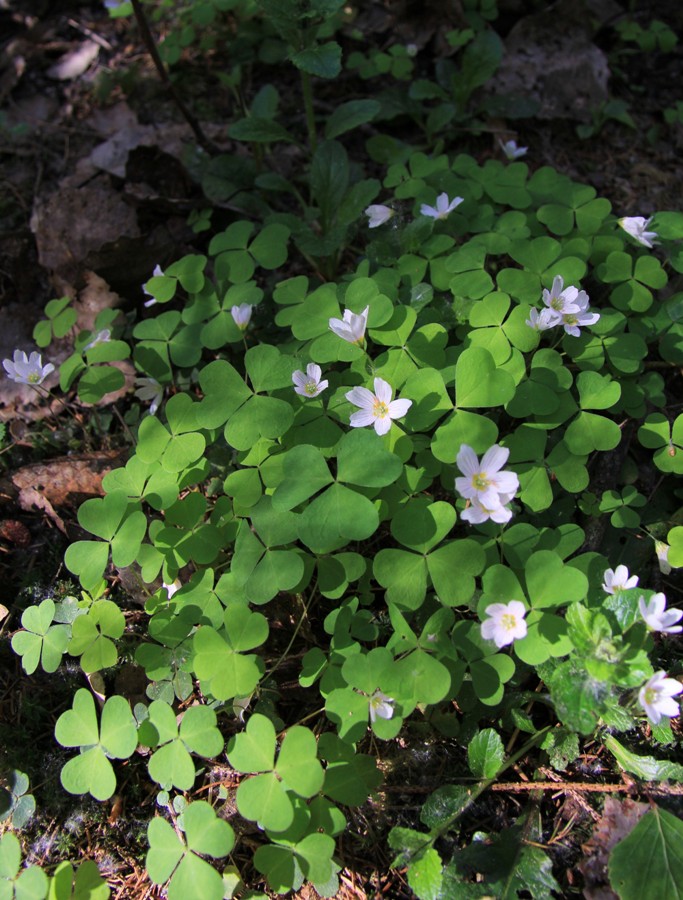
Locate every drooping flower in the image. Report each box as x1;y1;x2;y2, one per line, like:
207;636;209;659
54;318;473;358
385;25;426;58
455;444;519;518
639;593;683;634
345;377;412;436
481;601;528;648
365;204;395;228
368;690;395;723
526;307;558;331
499;139;527;160
142;264;164;307
83;329;112;352
638;671;683;725
420;192;464;221
329;306;369;345
292;363;328;398
619;216;658;249
134;376;163;415
3;350;55;386
231;304;253;331
461;494;517;525
655;541;672;575
602;565;639;595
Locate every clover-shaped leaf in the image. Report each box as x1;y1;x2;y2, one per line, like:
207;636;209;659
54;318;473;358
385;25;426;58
11;599;70;675
55;689;137;801
0;832;48;900
68;600;125;673
147;801;234;900
138;701;224;791
227;716;325;832
48;860;109;900
0;770;35;830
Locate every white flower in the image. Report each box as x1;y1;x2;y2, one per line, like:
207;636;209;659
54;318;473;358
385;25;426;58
499;139;527;160
163;579;181;599
526;307;557;331
541;276;586;318
481;601;528;648
602;565;639;595
142;264;164;307
231;304;253;331
83;329;112;352
292;363;328;398
345;377;412;436
3;350;55;386
619;216;658;249
655;541;672;575
134;376;163;415
420;192;464;221
455;444;519;517
369;690;395;723
639;593;683;634
461;494;516;525
638;671;683;725
558;307;600;337
365;204;395;228
329;306;369;345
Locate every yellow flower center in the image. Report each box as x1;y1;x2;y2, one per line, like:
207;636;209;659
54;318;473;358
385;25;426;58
28;372;40;383
373;400;389;418
501;613;516;631
643;687;657;704
472;472;490;491
564;314;578;325
304;381;318;395
550;297;563;310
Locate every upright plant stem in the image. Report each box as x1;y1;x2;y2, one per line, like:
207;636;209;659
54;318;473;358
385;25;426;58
129;0;219;154
300;70;318;155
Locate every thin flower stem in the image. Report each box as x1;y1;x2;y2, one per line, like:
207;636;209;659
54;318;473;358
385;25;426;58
129;0;219;155
300;70;318;155
265;587;317;679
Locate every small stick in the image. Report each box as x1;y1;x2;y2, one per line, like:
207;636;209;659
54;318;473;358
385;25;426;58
128;0;219;154
491;780;683;794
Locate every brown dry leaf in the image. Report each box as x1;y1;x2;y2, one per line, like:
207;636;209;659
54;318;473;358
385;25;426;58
30;176;140;277
74;270;123;333
2;450;126;531
578;797;649;900
46;40;99;80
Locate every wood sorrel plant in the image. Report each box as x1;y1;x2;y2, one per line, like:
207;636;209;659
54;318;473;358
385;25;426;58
13;151;683;897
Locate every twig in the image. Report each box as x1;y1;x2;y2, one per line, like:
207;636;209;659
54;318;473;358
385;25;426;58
128;0;219;155
491;780;683;794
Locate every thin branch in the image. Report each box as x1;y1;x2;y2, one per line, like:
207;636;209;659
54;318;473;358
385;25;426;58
491;780;683;795
129;0;220;154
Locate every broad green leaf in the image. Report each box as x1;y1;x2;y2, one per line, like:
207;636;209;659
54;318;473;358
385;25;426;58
609;806;683;900
407;848;443;900
604;735;683;782
468;728;505;779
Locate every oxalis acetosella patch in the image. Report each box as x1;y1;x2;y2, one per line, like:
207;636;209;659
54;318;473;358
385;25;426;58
9;27;683;895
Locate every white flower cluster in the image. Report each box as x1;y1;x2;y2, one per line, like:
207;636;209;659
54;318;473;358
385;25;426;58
455;443;519;525
601;564;683;725
364;191;464;228
526;275;600;337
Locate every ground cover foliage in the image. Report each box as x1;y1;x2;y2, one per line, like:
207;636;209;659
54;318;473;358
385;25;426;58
3;0;683;898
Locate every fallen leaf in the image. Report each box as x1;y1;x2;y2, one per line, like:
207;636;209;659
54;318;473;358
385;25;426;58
579;797;648;900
